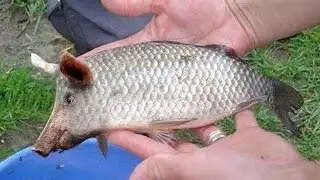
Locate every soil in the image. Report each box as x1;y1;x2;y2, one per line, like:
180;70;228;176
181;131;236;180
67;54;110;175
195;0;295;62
0;0;71;67
0;122;45;153
0;0;70;157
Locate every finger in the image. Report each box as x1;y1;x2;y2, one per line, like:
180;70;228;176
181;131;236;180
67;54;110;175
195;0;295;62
191;124;225;145
234;110;259;131
101;0;166;16
106;130;176;159
130;153;209;180
130;154;182;180
175;140;199;153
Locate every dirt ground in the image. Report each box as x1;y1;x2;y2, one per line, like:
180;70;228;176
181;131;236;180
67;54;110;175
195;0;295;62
0;0;69;155
0;0;70;67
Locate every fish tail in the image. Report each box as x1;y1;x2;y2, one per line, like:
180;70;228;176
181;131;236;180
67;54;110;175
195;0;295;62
271;79;304;136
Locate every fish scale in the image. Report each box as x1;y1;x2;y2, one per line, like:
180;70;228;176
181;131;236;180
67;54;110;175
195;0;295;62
31;41;303;157
69;42;272;130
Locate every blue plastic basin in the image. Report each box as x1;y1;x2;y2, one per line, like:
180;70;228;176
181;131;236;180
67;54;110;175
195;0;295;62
0;138;142;180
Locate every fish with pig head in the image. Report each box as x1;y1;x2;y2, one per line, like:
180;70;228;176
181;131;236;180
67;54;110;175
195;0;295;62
30;41;304;158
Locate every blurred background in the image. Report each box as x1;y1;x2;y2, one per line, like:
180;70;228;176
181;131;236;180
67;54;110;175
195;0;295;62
0;0;319;161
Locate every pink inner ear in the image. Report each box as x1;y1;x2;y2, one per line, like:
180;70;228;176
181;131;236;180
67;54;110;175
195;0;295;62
60;52;92;85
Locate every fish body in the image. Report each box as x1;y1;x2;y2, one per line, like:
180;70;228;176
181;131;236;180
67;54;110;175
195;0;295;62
31;41;303;157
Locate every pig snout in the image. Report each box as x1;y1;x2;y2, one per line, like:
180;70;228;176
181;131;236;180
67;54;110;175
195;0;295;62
33;125;97;157
32;105;77;157
33;125;66;157
33;107;103;157
32;113;76;157
33;128;80;157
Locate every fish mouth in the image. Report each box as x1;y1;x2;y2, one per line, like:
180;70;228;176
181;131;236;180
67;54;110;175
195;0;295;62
33;127;73;157
33;127;99;157
32;106;101;157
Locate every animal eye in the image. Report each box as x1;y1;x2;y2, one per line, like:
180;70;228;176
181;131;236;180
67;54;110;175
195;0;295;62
65;95;74;104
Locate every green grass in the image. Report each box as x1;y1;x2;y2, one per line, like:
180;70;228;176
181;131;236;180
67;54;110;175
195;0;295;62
0;149;14;160
220;26;320;160
0;66;55;132
247;26;320;160
11;0;46;17
0;26;319;161
10;0;47;35
183;26;320;160
0;65;55;160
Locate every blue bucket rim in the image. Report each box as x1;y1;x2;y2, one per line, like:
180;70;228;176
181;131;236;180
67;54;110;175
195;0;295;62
0;138;138;171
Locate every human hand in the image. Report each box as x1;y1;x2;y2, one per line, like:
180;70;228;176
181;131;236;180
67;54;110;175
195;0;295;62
80;0;320;60
85;0;320;179
81;0;254;58
107;110;319;180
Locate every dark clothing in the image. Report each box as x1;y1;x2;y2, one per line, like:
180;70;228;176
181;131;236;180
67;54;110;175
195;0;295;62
47;0;153;56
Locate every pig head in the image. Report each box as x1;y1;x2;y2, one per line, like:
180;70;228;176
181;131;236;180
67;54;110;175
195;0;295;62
31;52;108;157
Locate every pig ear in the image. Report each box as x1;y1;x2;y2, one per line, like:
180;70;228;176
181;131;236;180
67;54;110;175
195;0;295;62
59;52;93;86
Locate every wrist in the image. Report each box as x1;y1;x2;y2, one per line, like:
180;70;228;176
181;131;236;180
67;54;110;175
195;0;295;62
309;162;320;180
226;0;320;48
299;161;320;180
270;161;320;180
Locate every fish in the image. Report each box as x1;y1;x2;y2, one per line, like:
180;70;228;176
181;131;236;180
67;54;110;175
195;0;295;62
30;41;303;158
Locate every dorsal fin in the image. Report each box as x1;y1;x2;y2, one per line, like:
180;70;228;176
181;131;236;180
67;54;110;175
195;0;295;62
223;46;242;60
149;41;241;59
201;44;242;60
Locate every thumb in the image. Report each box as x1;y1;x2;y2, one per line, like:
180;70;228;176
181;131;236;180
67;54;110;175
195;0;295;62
130;154;182;180
234;110;259;131
101;0;165;16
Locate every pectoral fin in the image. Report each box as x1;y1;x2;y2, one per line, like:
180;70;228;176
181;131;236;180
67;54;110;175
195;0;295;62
147;130;178;146
96;134;108;158
149;118;198;130
235;96;268;113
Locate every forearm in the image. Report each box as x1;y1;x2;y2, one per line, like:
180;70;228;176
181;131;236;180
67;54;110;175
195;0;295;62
298;162;320;180
270;162;320;180
227;0;320;48
309;163;320;180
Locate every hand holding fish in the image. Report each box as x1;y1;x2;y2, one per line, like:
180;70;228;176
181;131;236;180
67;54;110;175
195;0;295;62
30;0;320;178
84;0;252;57
109;110;319;180
82;0;320;58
